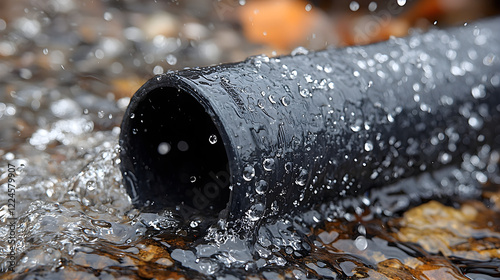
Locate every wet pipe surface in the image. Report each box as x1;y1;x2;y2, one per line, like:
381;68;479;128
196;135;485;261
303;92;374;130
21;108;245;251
1;1;500;279
120;17;500;224
112;17;500;279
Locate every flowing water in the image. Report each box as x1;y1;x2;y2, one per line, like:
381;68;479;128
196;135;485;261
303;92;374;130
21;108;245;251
1;1;500;279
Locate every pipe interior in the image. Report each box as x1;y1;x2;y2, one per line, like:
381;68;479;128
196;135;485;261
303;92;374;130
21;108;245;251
127;86;230;216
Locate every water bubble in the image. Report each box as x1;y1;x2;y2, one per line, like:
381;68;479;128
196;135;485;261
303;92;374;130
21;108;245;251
0;41;15;56
468;49;478;60
357;60;367;69
243;165;255;181
281;96;289;106
354;236;368;250
166;54;177;65
246;203;265;221
132;128;138;134
450;65;465;76
208;134;218;144
295;168;308;186
361;197;371;206
285;162;292;173
389;61;400;72
104;12;113;21
257;99;265;109
158;142;171;155
51;99;81;118
475;172;488;184
446;50;457;60
440;95;454;106
483;54;496;66
255;180;268;194
349;1;360;11
468;115;483;130
413;94;420;102
305;4;312;11
177;141;189;151
491;75;500;87
254;58;262;68
86;181;95;191
14;17;41;38
368;2;377;11
190;176;196;183
461;61;474;72
299;88;310;98
475;35;487;46
397;0;406;6
190;220;199;228
291;46;309;56
439;152;451;164
420;103;430;112
324;64;333;73
471;85;486;99
350;119;363;132
19;68;32;79
268;95;276;104
111;62;123;74
377;70;387;79
95;49;105;59
412;83;421;92
374;53;389;63
153;65;163;75
263;158;275;171
364;141;373;152
358;225;366;235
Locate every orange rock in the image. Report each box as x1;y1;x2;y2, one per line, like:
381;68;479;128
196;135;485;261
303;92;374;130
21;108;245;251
416;261;469;280
376;258;419;279
238;0;318;50
111;77;147;99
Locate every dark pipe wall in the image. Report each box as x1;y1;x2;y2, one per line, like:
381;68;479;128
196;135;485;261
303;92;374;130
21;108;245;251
120;17;500;223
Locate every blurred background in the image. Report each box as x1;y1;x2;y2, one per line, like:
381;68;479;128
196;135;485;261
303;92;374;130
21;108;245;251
0;0;499;100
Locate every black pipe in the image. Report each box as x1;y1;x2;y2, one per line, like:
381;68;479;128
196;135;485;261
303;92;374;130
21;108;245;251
119;17;500;223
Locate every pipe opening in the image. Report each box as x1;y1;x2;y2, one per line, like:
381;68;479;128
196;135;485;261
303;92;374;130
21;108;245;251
125;86;231;216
